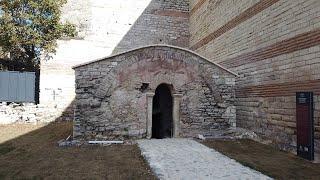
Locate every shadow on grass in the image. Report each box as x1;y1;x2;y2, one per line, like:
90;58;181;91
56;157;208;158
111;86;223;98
0;103;155;179
202;139;320;179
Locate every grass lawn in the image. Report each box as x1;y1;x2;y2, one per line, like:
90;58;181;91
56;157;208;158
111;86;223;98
203;139;320;179
0;122;156;179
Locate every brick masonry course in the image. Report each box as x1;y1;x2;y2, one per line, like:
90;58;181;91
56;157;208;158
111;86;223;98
189;0;320;156
1;0;319;160
1;0;191;128
37;0;191;124
190;0;280;51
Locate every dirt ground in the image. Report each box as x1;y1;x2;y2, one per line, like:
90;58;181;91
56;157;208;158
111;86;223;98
2;122;320;180
0;122;156;179
202;139;320;180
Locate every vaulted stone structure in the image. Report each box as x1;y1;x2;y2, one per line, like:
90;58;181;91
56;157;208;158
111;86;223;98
73;45;237;140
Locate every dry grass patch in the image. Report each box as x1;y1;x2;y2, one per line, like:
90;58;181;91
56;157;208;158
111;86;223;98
203;139;320;179
0;124;45;144
0;122;155;179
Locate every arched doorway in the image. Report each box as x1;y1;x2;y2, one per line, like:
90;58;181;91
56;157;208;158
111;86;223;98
152;84;173;139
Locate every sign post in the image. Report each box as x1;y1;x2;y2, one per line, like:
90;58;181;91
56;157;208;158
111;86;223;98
296;92;314;160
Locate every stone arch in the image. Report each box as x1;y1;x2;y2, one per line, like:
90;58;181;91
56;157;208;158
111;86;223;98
74;45;237;102
73;45;236;140
146;82;182;139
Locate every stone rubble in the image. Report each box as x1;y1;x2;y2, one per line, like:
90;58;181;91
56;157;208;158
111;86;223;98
0;102;73;124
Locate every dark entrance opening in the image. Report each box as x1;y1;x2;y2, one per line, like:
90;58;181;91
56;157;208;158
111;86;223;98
152;84;173;139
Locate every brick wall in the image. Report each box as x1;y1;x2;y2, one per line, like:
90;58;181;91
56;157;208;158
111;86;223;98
112;0;189;53
39;0;190;123
189;0;320;157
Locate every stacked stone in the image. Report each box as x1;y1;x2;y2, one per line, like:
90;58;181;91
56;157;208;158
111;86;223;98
73;45;236;141
0;103;73;124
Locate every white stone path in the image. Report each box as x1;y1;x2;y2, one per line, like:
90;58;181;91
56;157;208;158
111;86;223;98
137;138;272;180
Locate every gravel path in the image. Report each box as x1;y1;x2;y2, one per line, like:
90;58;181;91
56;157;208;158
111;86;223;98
137;138;272;180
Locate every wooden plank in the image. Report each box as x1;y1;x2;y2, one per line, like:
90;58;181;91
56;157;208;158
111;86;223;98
88;141;124;144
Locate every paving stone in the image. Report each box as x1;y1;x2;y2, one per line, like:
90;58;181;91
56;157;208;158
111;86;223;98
137;138;272;180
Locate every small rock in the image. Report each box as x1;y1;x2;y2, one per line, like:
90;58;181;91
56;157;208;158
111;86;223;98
197;134;206;140
58;139;71;147
58;139;83;147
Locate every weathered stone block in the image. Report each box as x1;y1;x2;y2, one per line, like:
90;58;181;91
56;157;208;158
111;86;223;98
73;45;236;140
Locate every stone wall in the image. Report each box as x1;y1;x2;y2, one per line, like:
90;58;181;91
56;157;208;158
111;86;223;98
0;103;73;124
39;0;190;123
73;45;236;140
189;0;320;156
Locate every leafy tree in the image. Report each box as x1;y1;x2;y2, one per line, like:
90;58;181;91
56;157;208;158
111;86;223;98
0;0;77;71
